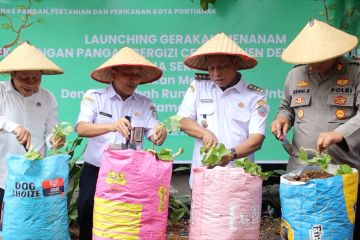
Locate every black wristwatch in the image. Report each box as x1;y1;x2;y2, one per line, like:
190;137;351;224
229;148;237;159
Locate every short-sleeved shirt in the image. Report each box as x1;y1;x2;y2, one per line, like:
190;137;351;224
76;84;159;167
277;58;360;171
177;76;268;184
0;80;58;189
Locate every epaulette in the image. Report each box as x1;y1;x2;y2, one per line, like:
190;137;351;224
247;84;264;95
195;73;210;80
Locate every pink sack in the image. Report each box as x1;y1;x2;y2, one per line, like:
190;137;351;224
93;148;172;240
189;167;262;240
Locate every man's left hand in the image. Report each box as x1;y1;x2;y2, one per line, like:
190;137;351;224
152;124;167;145
51;135;66;149
317;131;344;152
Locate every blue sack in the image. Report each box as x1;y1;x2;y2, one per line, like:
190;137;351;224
280;166;358;240
2;154;70;240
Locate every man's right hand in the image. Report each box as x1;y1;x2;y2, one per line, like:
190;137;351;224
111;117;131;139
202;129;218;152
270;116;291;139
13;126;31;150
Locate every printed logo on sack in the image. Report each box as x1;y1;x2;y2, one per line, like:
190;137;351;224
309;224;323;240
106;171;126;186
228;204;261;229
13;182;40;198
42;178;65;196
157;186;168;212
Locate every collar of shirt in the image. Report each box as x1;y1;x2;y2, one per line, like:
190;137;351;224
106;83;138;102
209;73;245;94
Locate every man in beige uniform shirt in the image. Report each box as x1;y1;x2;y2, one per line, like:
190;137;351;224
271;19;360;239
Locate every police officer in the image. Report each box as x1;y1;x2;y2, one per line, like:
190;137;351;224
270;19;360;239
177;32;269;186
75;47;167;240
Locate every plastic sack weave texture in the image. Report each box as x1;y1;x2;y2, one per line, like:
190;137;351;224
93;148;172;240
2;154;70;240
189;167;262;240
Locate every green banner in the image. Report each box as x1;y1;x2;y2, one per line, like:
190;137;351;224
0;0;358;163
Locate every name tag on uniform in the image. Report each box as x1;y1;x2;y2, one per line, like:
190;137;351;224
99;111;112;118
200;98;213;103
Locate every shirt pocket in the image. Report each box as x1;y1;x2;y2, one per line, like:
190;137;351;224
94;115;114;143
326;93;355;123
197;103;215;128
230;108;250;134
290;95;311;123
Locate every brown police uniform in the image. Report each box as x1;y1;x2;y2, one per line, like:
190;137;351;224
277;57;360;172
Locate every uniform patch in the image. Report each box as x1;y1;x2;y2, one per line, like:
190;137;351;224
295;97;304;104
336;79;349;86
83;96;94;102
200;98;213;103
36;102;41;107
333;96;347;105
297;109;304;119
238;102;244;108
99;111;112;118
247;84;264;95
330;87;353;94
256;100;268;117
336;63;345;73
150;105;159;120
335;109;346;119
297;81;309;87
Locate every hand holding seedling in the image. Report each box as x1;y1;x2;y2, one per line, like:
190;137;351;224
201;129;217;152
317;131;344;152
13;126;31;150
50;135;66;149
270;116;291;139
152;123;167;146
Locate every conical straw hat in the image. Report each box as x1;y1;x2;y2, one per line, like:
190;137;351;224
0;41;63;75
281;19;358;64
184;32;257;71
91;47;162;84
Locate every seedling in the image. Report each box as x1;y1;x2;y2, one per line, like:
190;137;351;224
234;158;273;180
200;143;229;167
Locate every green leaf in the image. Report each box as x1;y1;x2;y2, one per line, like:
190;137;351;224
145;147;184;161
36;17;45;23
335;164;353;175
201;143;230;167
162;115;183;133
24;148;43;160
234;158;273;180
298;148;331;171
2;23;11;30
52;121;73;137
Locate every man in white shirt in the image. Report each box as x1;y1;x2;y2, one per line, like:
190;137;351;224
0;41;65;219
177;33;269;186
75;47;167;240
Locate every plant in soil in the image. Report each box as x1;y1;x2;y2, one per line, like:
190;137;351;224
288;148;353;182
